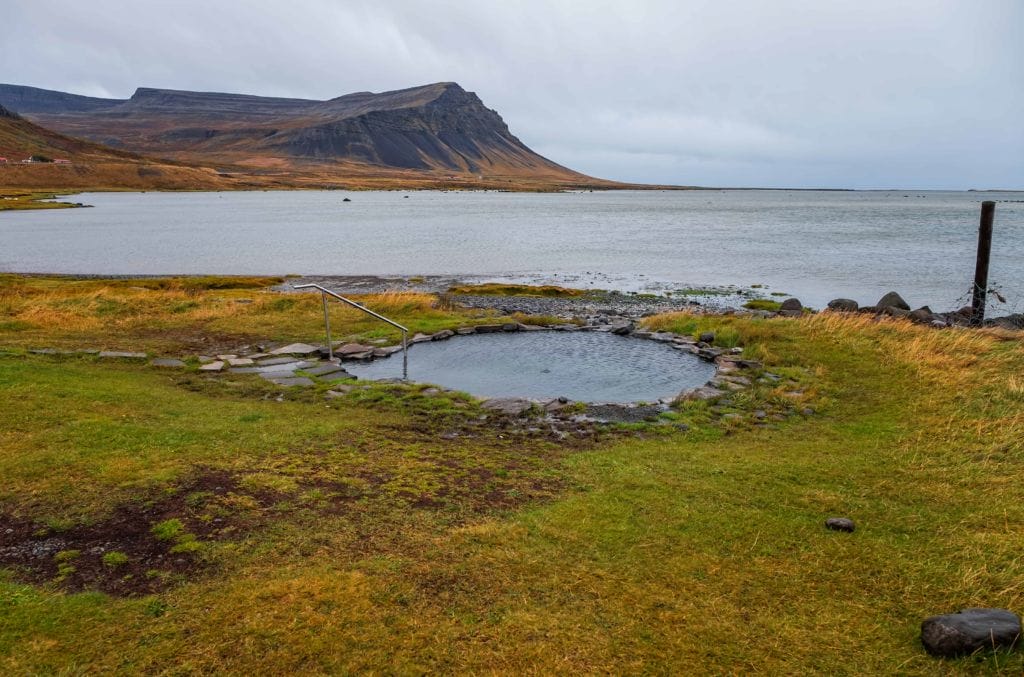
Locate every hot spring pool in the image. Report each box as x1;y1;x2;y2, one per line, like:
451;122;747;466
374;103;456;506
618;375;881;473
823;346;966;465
344;330;716;402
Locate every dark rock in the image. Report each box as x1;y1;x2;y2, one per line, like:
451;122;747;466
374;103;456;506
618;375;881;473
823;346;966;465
909;307;935;323
431;329;455;340
876;291;910;311
920;608;1021;657
481;398;533;416
699;331;716;344
610;323;633;336
827;298;859;312
473;324;504;333
988;314;1024;330
881;307;911;319
501;323;519;332
675;385;726;402
825;517;855;532
455;326;476;335
779;298;803;312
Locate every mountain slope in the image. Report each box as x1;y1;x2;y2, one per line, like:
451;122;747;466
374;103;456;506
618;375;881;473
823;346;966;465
0;82;606;187
0;104;247;191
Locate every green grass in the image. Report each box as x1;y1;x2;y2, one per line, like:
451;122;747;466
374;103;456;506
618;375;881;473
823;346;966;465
743;298;783;311
0;191;80;211
1;278;1023;672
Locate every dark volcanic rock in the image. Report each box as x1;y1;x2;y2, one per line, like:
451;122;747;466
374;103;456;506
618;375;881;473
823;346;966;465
828;298;859;312
876;291;911;311
779;298;803;312
920;608;1021;657
825;517;856;532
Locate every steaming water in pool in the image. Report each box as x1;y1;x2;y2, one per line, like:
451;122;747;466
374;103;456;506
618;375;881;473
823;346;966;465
344;331;717;402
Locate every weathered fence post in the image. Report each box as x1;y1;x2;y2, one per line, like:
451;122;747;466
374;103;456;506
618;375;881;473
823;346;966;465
970;201;995;327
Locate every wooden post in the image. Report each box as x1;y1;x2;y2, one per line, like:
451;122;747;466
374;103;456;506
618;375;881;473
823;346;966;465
970;201;995;327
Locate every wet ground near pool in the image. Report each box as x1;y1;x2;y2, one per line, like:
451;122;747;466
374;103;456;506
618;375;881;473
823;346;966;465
344;331;716;402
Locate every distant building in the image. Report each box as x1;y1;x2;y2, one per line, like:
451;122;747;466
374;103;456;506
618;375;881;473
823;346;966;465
0;157;8;164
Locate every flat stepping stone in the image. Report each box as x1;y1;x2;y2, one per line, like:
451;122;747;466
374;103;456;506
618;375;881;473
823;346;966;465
99;351;147;359
199;361;225;372
269;343;320;355
256;356;299;366
268;376;314;387
150;358;186;368
230;367;263;374
259;371;295;380
334;342;375;355
258;360;312;373
339;351;374;361
320;371;355;382
373;345;404;357
217;354;238;360
227;358;254;366
304;363;345;377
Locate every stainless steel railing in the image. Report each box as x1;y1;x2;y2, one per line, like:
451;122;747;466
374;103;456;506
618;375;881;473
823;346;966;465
293;283;408;379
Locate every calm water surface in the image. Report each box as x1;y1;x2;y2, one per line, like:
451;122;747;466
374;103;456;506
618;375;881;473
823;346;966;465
1;189;1021;309
345;331;716;402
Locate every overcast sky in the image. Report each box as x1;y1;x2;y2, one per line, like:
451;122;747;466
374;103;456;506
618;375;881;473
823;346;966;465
2;0;1022;189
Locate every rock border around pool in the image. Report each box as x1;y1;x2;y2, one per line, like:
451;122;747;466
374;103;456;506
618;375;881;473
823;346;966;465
336;318;759;419
17;317;761;421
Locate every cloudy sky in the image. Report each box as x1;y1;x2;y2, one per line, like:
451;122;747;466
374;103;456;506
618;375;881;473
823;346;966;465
2;0;1021;189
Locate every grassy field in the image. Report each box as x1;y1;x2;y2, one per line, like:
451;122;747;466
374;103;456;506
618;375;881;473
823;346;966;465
1;275;1022;673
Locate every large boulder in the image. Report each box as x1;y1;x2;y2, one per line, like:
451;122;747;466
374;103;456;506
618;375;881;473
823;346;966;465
876;291;911;311
828;298;859;312
920;608;1021;657
480;398;533;416
779;298;803;312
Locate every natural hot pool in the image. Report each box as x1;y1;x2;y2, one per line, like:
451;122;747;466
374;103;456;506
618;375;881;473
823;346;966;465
343;330;717;402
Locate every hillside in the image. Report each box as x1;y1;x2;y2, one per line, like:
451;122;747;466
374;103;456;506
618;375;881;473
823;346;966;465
0;103;252;191
0;82;616;190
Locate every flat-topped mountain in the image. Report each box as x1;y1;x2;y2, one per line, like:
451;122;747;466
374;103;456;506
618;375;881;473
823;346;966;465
0;82;603;187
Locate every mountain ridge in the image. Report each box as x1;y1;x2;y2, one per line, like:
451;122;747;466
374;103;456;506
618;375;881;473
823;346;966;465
0;82;605;188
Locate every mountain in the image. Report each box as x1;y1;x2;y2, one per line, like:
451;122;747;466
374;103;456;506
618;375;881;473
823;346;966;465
0;82;610;189
0;102;247;191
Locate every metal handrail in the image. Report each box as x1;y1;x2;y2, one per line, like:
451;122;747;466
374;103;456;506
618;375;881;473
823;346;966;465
293;283;408;379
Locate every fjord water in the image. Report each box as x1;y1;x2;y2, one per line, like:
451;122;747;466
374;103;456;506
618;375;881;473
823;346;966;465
344;331;717;402
1;189;1021;309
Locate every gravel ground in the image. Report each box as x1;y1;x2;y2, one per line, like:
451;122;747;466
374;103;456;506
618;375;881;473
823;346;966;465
278;275;749;318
